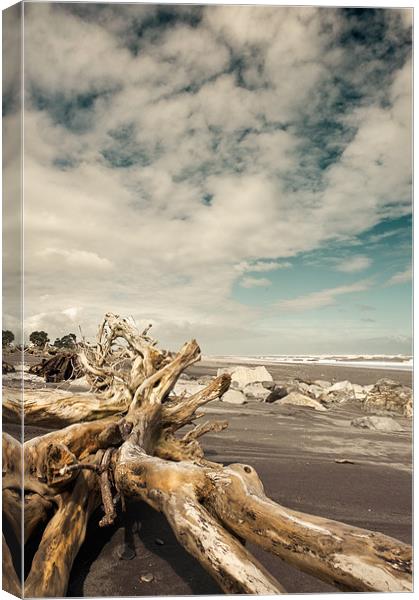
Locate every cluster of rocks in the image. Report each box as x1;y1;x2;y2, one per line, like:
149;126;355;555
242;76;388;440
274;379;374;412
215;368;375;411
362;378;413;417
178;367;413;418
216;366;274;405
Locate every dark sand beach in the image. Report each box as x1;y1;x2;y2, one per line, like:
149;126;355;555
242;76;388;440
3;360;412;596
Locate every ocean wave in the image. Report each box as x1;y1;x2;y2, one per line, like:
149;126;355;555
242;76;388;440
205;354;413;371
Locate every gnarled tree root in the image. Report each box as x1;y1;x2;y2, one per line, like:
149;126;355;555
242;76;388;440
208;463;412;593
2;312;412;596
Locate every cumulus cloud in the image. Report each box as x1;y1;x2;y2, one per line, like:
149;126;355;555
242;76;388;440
385;267;412;287
2;4;411;351
277;281;371;311
335;255;372;272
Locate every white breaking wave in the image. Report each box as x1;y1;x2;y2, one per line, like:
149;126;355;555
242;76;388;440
204;354;413;371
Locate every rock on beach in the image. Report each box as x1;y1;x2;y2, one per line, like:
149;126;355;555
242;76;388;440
351;416;404;432
277;391;327;412
217;365;273;389
221;389;247;404
363;379;413;417
242;382;271;402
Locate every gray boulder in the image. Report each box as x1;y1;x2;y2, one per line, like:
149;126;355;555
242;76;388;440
319;380;369;406
179;373;193;381
306;384;325;399
351;416;404;432
265;386;288;403
352;383;367;400
243;382;271;402
314;380;331;388
320;390;352;407
296;381;311;394
221;389;247;405
217;365;273;390
328;380;355;395
277;391;327;412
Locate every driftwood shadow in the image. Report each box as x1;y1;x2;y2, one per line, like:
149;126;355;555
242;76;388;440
67;500;221;597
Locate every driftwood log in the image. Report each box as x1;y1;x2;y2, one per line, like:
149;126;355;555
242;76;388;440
28;352;83;382
2;313;412;596
2;360;15;375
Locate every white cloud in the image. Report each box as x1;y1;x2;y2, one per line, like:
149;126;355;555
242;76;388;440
335;255;372;273
25;309;82;335
62;307;80;320
277;281;371;311
1;5;409;352
38;249;114;271
385;267;412;287
240;277;272;289
235;260;292;273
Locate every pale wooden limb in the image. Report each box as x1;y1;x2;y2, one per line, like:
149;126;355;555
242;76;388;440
208;463;412;593
154;431;206;463
101;312;158;356
162;374;231;427
20;419;119;498
114;455;285;594
117;341;204;461
98;448;117;527
182;419;228;442
154;420;228;464
77;351;114;382
130;339;201;409
24;467;100;598
162;491;285;594
77;312;166;399
3;388;129;427
24;416;119;462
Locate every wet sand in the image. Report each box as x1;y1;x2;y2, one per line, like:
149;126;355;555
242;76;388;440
3;361;413;596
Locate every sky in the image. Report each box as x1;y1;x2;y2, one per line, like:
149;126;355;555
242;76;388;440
2;3;413;355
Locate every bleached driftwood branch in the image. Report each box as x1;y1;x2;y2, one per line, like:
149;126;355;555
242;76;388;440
2;313;412;596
